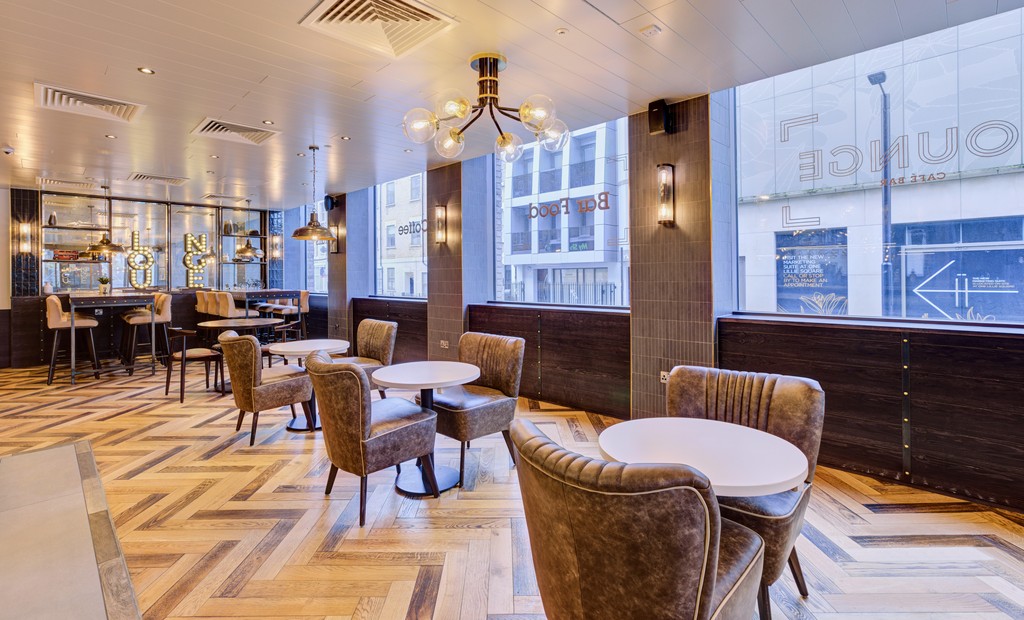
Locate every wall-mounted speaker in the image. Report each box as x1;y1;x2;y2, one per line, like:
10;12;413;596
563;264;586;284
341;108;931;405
324;194;336;211
648;99;676;135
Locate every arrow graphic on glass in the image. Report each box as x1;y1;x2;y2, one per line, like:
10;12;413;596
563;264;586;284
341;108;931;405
913;259;1018;319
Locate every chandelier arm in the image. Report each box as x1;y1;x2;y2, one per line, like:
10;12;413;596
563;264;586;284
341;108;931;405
497;108;522;122
455;107;486;136
495;104;521;114
488;103;506;137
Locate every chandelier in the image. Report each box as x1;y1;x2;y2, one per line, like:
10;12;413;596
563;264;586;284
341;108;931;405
291;145;337;241
403;53;569;163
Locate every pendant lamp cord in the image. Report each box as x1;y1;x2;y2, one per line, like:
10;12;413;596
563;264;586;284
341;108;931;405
310;146;317;209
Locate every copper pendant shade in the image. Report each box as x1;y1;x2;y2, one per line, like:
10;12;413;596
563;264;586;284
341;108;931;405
86;232;125;255
291;145;336;241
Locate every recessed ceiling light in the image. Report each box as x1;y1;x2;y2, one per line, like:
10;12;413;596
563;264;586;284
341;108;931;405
297;152;305;157
555;27;569;36
104;134;117;139
340;136;351;141
262;120;274;125
137;67;156;75
209;154;219;159
206;170;215;174
404;148;413;153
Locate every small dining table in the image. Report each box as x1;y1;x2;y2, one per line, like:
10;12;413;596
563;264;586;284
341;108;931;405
266;338;350;431
372;360;481;496
598;418;808;497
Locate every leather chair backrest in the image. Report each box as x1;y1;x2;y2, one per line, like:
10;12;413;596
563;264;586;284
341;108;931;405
356;319;398;366
216;291;237;318
45;295;65;329
304;351;371;474
667;365;825;482
195;290;207;314
299;290;310;313
218;330;261;411
154;293;172;321
511;419;721;620
458;332;525;398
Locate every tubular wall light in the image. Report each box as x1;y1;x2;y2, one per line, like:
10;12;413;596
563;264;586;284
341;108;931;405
328;226;341;254
657;163;675;227
18;223;31;253
403;52;569;162
434;205;447;244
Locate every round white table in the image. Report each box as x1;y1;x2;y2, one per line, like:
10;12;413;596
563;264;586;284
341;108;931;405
372;361;481;496
266;339;350;432
598;418;808;497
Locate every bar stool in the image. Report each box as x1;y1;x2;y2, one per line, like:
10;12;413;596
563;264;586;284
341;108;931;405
45;295;101;385
270;290;310;338
215;291;260;318
165;327;225;403
120;292;172;369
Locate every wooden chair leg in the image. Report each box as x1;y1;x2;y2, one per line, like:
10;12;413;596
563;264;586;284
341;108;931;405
300;399;314;430
86;329;101;380
249;410;259;446
164;352;174;396
378;388;387;400
420;452;441;498
788;548;809;597
757;582;772;620
47;330;61;385
161;324;171;367
126;325;138;376
395;463;401;475
204;361;211;389
235;409;246;431
359;476;368;526
325;464;339;495
289;403;297;420
178;355;187;404
501;429;517;467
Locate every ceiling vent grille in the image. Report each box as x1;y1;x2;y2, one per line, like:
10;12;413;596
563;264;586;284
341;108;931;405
202;193;247;202
34;82;145;123
191;118;279;145
37;177;99;190
127;172;189;186
300;0;457;58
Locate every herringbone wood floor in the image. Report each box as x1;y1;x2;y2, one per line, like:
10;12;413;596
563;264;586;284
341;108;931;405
1;364;1022;619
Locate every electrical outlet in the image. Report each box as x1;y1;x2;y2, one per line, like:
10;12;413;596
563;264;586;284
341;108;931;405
440;340;449;349
94;309;104;316
660;371;670;384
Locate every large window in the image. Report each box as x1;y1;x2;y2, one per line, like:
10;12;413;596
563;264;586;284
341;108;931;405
736;10;1024;325
494;118;630;307
375;172;427;297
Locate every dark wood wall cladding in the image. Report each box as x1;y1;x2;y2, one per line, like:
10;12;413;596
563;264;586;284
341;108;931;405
11;188;40;298
468;304;630;419
718;316;1024;509
0;310;10;368
307;295;329;339
351;298;427;363
10;297;45;367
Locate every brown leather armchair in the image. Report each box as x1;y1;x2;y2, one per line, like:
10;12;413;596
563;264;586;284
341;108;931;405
218;330;313;446
668;365;825;620
420;332;525;487
330;318;398;399
511;419;764;620
304;351;440;526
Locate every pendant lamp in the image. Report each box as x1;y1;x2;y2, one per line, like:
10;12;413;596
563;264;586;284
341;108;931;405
291;145;336;241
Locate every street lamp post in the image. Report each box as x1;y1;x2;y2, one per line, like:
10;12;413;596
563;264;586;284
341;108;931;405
868;71;894;317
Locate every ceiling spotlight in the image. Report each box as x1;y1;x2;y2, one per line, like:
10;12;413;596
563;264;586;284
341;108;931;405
403;52;568;163
404;148;413;153
297;152;305;157
340;136;351;141
104;134;117;139
262;119;274;125
209;154;219;159
555;27;569;35
137;67;156;75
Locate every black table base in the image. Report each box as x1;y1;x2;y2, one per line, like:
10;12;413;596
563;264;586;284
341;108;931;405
286;395;321;432
396;462;459;497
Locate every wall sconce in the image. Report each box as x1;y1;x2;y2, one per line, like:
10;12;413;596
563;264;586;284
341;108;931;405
328;226;342;254
18;222;31;253
270;234;283;259
657;163;675;227
434;205;447;244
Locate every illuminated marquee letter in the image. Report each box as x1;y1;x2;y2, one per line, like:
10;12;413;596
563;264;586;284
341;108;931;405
183;233;210;288
126;231;156;290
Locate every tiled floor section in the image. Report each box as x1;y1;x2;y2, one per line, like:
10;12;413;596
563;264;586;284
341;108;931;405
0;364;1022;619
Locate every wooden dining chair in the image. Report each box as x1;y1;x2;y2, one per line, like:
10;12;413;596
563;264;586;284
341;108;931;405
165;328;224;403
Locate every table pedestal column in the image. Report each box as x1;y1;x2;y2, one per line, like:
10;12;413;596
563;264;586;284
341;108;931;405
395;388;460;496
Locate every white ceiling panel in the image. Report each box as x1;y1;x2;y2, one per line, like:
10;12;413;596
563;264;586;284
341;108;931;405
0;0;1018;208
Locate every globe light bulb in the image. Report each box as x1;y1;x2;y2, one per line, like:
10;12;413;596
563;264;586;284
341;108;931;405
435;127;466;158
495;132;524;163
519;94;556;132
435;91;471;127
403;107;439;143
539;118;569;152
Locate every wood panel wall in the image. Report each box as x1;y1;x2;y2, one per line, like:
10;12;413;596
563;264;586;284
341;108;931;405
718;316;1024;509
468;304;630;419
351;298;427;363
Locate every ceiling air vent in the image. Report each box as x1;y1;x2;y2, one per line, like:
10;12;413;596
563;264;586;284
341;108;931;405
127;172;189;186
34;82;145;123
37;177;99;190
300;0;457;58
191;118;279;146
202;193;247;202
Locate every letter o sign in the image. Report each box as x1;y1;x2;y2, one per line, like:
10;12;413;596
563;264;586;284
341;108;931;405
966;120;1019;157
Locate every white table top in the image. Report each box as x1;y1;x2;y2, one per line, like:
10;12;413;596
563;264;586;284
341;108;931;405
371;361;480;391
598;418;809;497
267;338;349;356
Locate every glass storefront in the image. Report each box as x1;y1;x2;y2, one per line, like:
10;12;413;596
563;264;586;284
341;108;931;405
375;173;427;298
736;10;1024;324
